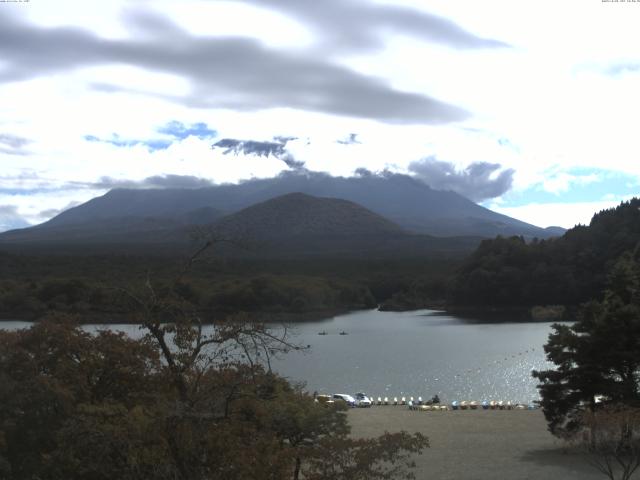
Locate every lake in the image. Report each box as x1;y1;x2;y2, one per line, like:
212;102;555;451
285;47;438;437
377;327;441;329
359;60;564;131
1;309;558;403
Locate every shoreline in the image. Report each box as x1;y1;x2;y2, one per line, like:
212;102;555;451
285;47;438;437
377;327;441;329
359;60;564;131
0;307;358;325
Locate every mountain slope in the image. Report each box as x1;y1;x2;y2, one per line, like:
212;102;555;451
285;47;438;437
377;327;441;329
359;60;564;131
34;172;557;238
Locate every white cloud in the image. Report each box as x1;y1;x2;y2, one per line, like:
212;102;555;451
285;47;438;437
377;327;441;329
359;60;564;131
488;199;631;230
1;0;640;228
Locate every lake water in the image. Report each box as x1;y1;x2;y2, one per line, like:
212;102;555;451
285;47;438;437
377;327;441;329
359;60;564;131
1;309;558;403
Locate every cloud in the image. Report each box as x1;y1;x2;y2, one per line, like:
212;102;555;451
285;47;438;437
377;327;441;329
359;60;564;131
605;63;640;76
243;0;509;51
0;11;467;124
84;134;173;151
487;199;630;230
540;171;600;195
213;137;306;169
90;174;216;190
0;133;32;156
0;204;30;232
408;156;514;201
38;201;82;220
84;120;216;151
337;133;361;145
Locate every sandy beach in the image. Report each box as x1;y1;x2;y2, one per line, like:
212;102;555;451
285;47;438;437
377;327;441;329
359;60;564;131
348;407;605;480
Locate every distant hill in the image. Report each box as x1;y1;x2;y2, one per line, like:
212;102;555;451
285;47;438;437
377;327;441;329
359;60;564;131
213;192;404;238
15;172;560;240
206;193;482;258
449;198;640;309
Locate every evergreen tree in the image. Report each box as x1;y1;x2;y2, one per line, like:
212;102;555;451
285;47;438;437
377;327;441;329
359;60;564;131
533;251;640;436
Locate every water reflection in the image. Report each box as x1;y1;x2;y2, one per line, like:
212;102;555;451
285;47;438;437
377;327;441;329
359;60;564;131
1;309;558;403
270;309;557;403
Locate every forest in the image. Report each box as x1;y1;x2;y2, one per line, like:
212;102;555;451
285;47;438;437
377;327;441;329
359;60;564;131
448;198;640;313
0;252;457;322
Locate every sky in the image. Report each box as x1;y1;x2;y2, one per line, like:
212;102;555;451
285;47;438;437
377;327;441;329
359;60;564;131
1;0;639;232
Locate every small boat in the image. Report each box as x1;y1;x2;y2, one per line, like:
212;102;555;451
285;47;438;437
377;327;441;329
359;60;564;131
460;401;469;410
339;331;348;335
451;401;459;410
490;400;498;410
470;401;478;410
482;400;489;410
318;331;327;335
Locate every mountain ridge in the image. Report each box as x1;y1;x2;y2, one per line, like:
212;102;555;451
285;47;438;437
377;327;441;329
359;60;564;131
31;172;560;239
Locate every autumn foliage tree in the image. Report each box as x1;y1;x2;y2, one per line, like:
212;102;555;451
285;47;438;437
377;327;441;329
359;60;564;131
0;241;428;479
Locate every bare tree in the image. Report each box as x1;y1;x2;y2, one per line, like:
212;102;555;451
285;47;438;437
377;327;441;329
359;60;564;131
573;406;640;480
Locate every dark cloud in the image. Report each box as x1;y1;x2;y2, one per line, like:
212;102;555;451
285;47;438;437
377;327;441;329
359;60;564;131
38;201;82;220
337;133;361;145
244;0;508;51
213;138;288;157
0;205;30;232
90;174;216;190
0;133;32;156
408;156;514;201
213;137;306;169
354;167;374;177
0;10;467;124
212;136;305;170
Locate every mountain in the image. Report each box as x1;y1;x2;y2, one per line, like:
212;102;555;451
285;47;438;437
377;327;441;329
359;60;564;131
0;191;482;258
0;206;224;249
23;171;559;239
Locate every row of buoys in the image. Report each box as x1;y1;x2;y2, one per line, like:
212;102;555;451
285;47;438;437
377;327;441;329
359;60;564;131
409;404;449;411
451;347;538;379
450;400;536;410
370;396;437;406
368;397;537;410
